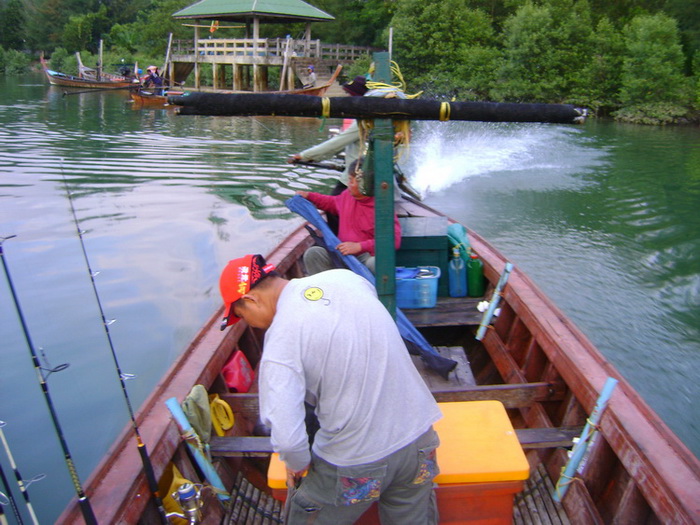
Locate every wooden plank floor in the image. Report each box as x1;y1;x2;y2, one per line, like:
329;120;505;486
413;346;476;389
514;464;571;525
402;296;484;327
223;471;283;524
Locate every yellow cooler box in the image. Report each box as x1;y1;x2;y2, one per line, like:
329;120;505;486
268;400;530;524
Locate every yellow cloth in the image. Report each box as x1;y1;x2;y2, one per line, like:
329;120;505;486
209;394;234;437
158;463;191;525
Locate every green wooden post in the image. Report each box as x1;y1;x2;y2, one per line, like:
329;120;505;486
372;52;396;316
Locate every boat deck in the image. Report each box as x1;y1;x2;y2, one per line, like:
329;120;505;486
514;464;571;525
219;462;570;524
403;296;485;328
224;471;284;524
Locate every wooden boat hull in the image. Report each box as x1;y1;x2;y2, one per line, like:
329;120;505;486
56;198;700;525
128;64;341;109
278;64;343;96
41;55;135;89
130;90;184;108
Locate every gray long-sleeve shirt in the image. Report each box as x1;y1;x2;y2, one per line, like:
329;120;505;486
259;269;441;471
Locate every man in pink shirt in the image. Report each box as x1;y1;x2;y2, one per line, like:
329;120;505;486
296;160;401;274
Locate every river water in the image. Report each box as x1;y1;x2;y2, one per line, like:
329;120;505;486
1;73;698;523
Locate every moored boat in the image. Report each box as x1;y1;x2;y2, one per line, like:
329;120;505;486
129;88;185;109
128;65;343;109
276;64;343;96
40;54;136;90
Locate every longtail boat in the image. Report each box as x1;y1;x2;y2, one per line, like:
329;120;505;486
276;64;344;96
56;59;699;524
129;65;344;109
129;88;185;109
40;55;136;90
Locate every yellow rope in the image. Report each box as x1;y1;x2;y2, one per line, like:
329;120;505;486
321;97;331;119
364;61;422;99
439;102;451;121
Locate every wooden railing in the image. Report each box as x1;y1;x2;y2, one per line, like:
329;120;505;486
171;38;374;62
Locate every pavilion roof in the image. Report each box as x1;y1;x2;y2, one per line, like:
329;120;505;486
172;0;334;23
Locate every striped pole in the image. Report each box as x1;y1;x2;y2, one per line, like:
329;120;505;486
0;422;39;524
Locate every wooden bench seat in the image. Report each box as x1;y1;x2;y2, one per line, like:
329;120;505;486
209;427;581;457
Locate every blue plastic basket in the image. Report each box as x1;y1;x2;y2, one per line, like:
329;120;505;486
395;266;441;309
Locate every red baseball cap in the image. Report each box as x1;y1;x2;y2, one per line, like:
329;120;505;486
219;254;275;330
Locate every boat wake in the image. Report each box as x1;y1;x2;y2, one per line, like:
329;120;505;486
405;121;592;195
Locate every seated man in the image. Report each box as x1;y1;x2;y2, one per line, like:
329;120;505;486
142;65;164;95
296;159;401;274
303;65;317;88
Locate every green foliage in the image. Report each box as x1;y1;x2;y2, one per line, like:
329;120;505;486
0;0;26;49
107;24;141;54
612;102;690;125
570;16;624;113
62;5;110;53
695;52;700;109
312;0;394;47
47;47;78;75
390;0;501;97
344;54;374;82
0;48;31;73
24;0;101;53
493;0;595;103
125;0;192;54
618;13;690;107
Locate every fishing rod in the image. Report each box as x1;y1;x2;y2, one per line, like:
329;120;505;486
0;460;23;525
62;180;170;525
0;495;10;525
0;236;98;525
291;160;344;172
0;422;42;524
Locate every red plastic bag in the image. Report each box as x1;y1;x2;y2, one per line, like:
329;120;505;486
222;350;255;393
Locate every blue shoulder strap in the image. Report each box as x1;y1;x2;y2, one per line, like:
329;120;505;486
286;195;457;379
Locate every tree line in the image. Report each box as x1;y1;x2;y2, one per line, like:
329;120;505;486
1;0;698;124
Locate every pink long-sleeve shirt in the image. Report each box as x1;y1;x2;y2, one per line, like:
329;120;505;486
306;190;401;255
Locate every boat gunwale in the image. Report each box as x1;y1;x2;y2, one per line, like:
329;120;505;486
56;222;313;523
403;197;700;523
467;228;700;523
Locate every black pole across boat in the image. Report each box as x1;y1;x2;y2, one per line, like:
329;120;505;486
0;237;98;525
168;92;586;124
62;180;170;525
61;84;139;96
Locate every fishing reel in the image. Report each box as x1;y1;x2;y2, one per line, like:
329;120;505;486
167;482;203;524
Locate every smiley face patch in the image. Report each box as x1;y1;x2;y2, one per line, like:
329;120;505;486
303;286;330;305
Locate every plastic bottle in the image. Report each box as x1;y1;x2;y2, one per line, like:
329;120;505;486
448;247;467;297
467;252;486;297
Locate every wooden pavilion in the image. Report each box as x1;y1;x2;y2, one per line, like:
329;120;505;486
168;0;372;92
